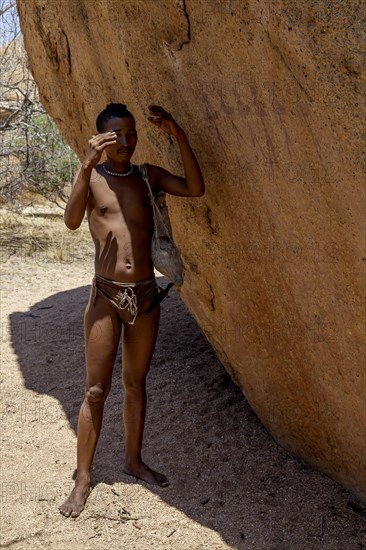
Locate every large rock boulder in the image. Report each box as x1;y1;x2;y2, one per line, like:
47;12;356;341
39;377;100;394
17;0;366;500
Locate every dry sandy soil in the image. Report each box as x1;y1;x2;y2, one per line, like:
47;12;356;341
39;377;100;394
1;207;365;550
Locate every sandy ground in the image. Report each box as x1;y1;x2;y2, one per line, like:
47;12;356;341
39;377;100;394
1;210;366;550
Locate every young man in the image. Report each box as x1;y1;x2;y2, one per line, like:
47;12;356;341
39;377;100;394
59;103;204;518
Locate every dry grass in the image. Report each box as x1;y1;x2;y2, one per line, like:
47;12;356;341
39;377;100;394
0;204;93;264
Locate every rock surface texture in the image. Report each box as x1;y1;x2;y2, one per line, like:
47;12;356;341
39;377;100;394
17;0;365;500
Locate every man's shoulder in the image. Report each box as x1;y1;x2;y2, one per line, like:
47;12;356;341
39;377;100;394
145;163;165;180
84;165;106;198
92;163;103;175
89;164;106;183
139;163;162;194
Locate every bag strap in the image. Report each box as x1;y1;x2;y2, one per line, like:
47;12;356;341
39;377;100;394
137;163;172;237
137;163;160;234
138;163;154;200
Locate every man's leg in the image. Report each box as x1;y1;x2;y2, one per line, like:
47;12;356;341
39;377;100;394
59;294;121;517
122;303;168;486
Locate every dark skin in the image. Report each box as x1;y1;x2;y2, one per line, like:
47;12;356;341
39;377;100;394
59;105;205;518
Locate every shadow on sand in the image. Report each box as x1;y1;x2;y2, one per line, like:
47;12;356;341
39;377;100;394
10;279;365;549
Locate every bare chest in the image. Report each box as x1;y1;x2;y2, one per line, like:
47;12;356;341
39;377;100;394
88;171;152;225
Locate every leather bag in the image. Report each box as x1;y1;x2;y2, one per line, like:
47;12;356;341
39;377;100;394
137;163;184;287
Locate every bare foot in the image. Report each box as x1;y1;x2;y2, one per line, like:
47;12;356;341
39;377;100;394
123;461;169;487
59;478;91;518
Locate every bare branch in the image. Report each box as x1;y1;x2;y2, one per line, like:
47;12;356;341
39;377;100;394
0;7;78;208
0;2;16;18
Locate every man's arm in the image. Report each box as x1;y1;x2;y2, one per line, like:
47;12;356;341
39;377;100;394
64;131;117;230
64;164;93;230
147;105;205;198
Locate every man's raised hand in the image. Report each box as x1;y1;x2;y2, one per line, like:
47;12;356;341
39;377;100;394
147;105;184;138
83;132;117;168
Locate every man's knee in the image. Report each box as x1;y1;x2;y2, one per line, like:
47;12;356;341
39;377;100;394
122;375;146;393
85;384;108;404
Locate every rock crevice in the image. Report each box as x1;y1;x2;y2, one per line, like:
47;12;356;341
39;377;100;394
177;0;191;50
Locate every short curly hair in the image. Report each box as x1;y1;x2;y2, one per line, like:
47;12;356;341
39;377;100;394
96;103;135;132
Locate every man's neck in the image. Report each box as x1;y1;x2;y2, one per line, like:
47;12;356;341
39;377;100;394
105;159;132;172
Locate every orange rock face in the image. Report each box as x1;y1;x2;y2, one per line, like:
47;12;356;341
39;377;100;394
17;0;366;500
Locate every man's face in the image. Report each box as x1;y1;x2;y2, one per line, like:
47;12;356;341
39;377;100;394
102;116;137;163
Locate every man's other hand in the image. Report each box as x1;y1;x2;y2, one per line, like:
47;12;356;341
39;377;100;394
147;105;184;138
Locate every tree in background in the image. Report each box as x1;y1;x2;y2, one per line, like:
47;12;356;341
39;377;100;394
0;0;78;207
